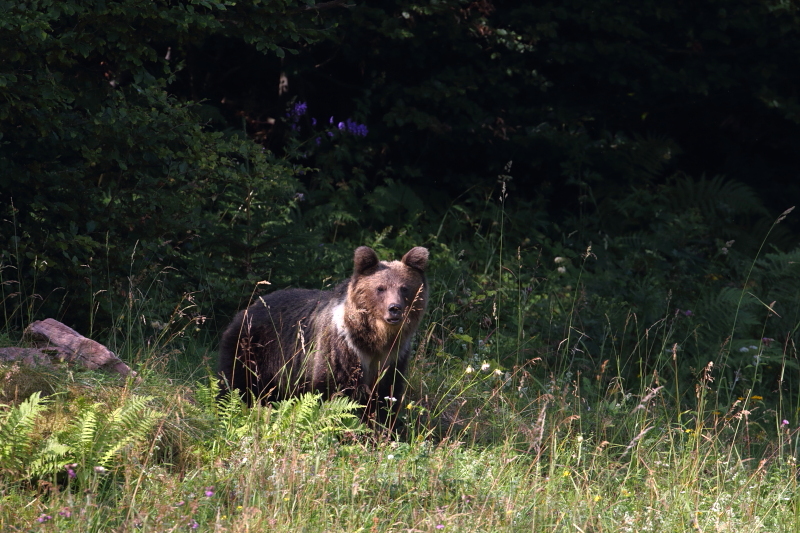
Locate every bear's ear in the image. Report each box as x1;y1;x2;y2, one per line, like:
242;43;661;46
401;247;429;272
353;246;380;276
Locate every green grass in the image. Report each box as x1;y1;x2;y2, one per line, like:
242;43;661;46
2;205;800;531
1;336;799;533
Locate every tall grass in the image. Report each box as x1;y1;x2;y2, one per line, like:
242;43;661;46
2;212;800;531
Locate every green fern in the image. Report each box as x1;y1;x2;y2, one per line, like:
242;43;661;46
261;392;364;444
694;286;760;349
27;438;71;479
66;395;162;471
663;174;767;220
0;391;50;477
753;248;800;339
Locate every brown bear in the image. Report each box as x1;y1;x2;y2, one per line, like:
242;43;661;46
217;246;428;422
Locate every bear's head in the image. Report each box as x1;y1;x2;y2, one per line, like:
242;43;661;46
348;246;429;347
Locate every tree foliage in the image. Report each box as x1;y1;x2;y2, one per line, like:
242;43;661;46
2;0;799;407
1;0;325;330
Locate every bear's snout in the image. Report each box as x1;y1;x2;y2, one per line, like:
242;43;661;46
385;302;404;324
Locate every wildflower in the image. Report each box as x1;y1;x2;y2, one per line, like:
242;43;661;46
594;495;601;502
315;137;321;145
557;266;567;274
337;121;345;130
189;519;199;529
59;508;72;518
763;337;775;347
436;526;445;530
480;362;491;372
292;101;307;117
384;396;397;403
494;368;503;377
465;365;474;374
65;463;77;479
204;486;214;497
782;420;789;426
94;466;106;473
562;469;571;477
329;116;334;124
739;347;750;352
311;117;317;126
683;309;693;317
554;256;566;264
387;454;395;460
37;514;52;523
751;395;763;401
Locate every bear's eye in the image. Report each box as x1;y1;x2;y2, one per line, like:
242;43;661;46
377;286;386;293
400;286;409;295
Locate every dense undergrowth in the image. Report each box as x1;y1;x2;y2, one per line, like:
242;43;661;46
3;2;800;530
2;199;800;531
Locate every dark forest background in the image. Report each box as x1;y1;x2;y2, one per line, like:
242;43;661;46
2;0;800;410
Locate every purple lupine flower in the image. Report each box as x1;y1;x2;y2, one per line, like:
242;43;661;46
311;118;317;126
329;116;334;124
337;121;345;130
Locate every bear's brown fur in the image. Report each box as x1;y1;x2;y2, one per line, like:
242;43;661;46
217;246;428;421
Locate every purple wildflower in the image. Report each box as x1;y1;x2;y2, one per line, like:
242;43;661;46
58;509;72;518
189;519;199;529
337;121;345;130
315;137;321;145
37;514;52;523
329;116;334;124
293;102;307;117
683;310;693;317
204;486;214;497
436;526;445;530
311;118;317;126
782;419;789;426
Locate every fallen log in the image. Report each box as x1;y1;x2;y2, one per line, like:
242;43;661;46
0;318;134;377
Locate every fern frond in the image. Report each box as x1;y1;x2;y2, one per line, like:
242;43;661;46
27;438;71;478
664;174;767;220
262;393;364;444
0;392;50;475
